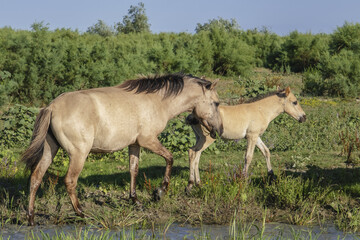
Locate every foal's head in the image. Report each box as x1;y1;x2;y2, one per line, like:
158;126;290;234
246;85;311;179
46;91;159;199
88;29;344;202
281;87;306;123
192;78;223;138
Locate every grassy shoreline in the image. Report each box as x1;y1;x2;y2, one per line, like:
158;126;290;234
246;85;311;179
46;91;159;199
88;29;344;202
1;148;360;231
2;71;360;234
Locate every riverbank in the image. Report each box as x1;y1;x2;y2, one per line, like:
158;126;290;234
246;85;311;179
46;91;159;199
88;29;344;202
2;71;360;233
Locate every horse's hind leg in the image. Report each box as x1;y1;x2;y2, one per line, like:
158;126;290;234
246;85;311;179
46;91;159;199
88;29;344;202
64;150;88;217
28;134;59;226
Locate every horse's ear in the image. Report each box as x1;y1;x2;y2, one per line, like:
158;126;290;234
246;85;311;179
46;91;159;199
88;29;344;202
285;86;291;96
207;79;219;90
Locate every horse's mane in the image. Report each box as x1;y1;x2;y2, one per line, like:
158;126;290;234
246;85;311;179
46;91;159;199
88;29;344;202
244;89;286;103
119;73;211;98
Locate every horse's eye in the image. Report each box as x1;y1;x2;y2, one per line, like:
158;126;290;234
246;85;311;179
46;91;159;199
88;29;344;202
293;101;298;105
214;102;220;107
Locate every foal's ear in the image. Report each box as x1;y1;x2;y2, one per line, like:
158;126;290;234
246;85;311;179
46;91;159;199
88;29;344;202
285;86;291;96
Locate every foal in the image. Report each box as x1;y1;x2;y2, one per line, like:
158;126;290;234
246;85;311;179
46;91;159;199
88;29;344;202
186;87;306;192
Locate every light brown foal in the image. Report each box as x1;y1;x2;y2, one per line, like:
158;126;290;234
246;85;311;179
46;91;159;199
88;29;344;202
186;87;306;192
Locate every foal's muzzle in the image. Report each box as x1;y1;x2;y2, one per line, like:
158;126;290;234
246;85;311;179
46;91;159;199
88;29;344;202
299;115;306;123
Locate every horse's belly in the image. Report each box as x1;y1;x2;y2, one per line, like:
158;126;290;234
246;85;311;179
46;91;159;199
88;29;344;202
91;130;138;153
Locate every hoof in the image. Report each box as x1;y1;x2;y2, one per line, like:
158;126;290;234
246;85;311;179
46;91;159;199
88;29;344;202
27;211;35;226
28;216;35;226
185;185;193;196
267;170;277;184
153;188;166;201
76;211;85;218
130;197;143;208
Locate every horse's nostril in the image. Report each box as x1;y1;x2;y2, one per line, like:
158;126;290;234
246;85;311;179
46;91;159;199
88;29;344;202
299;115;306;123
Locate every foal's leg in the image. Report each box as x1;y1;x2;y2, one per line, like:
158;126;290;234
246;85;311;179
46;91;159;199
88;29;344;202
64;149;88;217
242;135;257;177
128;144;141;205
187;124;215;193
139;138;173;200
256;137;276;181
28;134;59;226
256;137;272;173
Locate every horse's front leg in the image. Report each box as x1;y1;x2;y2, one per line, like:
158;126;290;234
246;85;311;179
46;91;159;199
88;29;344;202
187;125;216;194
255;137;277;182
128;144;141;205
139;138;173;201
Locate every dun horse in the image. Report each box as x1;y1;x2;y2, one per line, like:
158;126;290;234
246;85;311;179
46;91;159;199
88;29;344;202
185;87;306;192
22;73;223;226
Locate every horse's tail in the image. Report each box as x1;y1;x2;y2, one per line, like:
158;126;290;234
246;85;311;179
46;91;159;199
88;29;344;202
185;113;200;125
21;107;52;173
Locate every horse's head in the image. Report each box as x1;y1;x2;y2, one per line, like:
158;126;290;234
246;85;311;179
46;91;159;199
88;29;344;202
282;87;306;123
193;79;223;138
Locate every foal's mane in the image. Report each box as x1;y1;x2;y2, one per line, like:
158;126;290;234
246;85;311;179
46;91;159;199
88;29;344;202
119;73;211;98
245;89;286;103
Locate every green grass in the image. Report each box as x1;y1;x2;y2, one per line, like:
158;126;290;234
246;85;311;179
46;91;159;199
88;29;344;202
2;71;360;235
1;148;360;231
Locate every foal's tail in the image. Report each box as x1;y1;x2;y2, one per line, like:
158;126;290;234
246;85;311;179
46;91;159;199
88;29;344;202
21;107;52;173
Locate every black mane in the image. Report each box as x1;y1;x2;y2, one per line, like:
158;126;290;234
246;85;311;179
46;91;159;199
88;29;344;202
119;73;211;98
245;89;286;103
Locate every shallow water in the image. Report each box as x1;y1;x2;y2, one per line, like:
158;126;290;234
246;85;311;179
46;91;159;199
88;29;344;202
1;222;359;239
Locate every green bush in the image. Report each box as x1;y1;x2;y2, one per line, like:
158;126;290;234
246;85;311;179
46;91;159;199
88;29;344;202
330;22;360;54
303;49;360;97
159;115;196;156
0;148;18;178
271;31;329;73
0;26;257;105
0;105;38;148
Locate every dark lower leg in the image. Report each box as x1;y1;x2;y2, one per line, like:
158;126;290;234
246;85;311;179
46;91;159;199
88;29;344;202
65;179;84;217
161;157;173;190
129;144;140;205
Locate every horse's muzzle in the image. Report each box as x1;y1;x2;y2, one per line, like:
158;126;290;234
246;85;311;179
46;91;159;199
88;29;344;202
210;124;224;139
299;115;306;123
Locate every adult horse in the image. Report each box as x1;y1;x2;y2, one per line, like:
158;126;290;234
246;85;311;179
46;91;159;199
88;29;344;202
22;73;223;226
185;87;306;192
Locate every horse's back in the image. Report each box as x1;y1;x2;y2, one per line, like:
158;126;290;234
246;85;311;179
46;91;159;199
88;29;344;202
48;87;146;153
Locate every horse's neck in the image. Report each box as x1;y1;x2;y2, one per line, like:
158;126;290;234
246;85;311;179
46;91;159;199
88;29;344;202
162;94;196;119
253;95;284;123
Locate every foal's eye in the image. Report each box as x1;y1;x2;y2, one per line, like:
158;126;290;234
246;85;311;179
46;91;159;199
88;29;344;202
293;101;298;105
214;102;220;107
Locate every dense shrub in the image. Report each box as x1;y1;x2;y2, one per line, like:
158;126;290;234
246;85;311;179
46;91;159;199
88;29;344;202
0;27;256;105
1;20;360;102
271;31;329;73
330;22;360;54
303;49;360;97
0;105;38;148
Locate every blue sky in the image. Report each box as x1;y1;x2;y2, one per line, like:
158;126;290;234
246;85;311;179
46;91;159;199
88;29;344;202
1;0;360;35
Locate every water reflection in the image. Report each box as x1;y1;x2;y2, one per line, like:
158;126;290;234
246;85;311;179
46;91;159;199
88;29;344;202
1;223;359;239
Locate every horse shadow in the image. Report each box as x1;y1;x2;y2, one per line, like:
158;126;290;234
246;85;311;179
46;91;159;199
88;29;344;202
79;165;189;191
283;165;360;198
0;164;189;203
